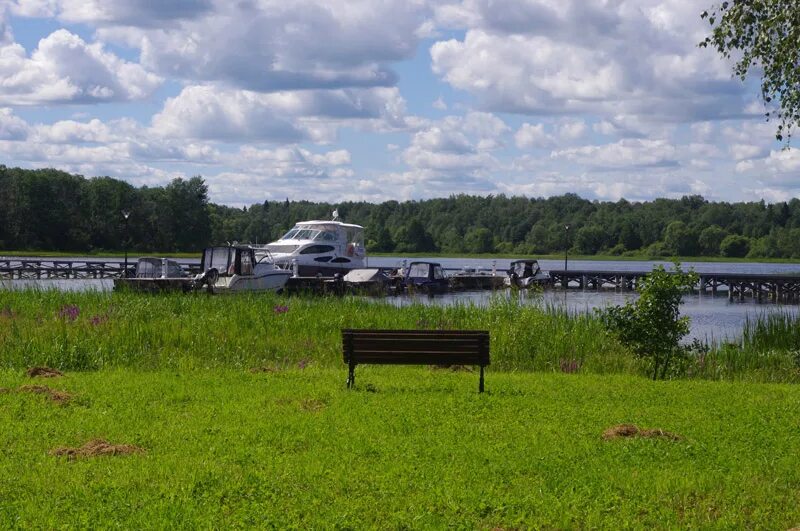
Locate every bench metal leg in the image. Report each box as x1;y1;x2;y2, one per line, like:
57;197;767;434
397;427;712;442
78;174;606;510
479;365;485;393
347;362;356;389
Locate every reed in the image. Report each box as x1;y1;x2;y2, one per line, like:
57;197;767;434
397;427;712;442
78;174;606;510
2;289;799;382
0;289;636;374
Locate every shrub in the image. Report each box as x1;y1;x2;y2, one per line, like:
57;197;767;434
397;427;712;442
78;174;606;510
599;263;698;380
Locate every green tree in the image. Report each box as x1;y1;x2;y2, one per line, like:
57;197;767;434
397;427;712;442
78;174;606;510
701;1;800;141
165;177;212;251
618;220;642;251
368;225;395;252
663;221;700;256
720;234;751;257
600;264;698;380
464;227;494;254
698;225;728;256
394;219;437;253
574;224;606;254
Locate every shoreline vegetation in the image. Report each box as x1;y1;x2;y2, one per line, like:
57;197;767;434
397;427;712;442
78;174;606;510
1;290;798;383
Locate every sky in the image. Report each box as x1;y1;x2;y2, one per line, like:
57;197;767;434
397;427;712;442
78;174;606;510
1;0;799;207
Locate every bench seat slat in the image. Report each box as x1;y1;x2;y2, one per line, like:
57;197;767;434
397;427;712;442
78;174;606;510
350;340;484;352
349;351;484;359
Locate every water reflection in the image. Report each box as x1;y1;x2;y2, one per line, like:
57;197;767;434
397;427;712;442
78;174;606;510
385;288;799;344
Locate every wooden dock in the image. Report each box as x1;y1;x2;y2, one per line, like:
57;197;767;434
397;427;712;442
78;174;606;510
0;259;201;280
3;259;800;304
548;269;800;303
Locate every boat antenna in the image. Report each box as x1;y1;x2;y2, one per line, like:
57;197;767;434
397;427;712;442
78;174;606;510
332;209;339;221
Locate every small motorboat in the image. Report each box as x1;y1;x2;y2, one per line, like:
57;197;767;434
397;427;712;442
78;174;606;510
402;261;449;294
504;259;551;289
449;266;505;291
194;245;291;294
113;257;194;292
343;268;391;295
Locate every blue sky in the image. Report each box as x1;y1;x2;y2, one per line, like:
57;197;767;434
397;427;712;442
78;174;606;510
1;0;798;206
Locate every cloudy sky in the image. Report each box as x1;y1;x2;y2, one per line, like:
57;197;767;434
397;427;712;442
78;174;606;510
2;0;798;206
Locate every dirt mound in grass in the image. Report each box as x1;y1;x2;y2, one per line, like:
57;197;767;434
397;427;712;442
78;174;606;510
299;398;327;412
26;366;64;378
248;366;279;374
50;439;145;459
18;385;73;405
602;424;682;441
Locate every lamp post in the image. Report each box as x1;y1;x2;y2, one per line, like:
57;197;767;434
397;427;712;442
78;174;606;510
564;224;570;301
122;210;131;278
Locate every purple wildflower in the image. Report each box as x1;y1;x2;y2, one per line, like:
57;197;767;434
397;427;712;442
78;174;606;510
559;358;582;374
58;304;80;322
273;305;289;315
90;314;109;326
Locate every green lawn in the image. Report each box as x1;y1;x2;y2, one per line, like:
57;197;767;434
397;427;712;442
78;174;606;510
2;290;800;527
1;368;799;528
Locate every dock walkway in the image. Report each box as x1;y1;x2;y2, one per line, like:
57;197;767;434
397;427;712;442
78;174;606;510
548;269;800;303
0;259;201;280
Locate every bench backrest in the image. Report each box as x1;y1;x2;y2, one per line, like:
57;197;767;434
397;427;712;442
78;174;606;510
342;329;490;366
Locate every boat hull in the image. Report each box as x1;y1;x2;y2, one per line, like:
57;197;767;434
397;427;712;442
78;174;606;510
212;271;292;294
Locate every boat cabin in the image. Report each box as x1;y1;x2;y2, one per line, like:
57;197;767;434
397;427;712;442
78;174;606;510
134;257;186;279
404;261;449;293
256;220;366;275
201;246;258;277
509;260;542;279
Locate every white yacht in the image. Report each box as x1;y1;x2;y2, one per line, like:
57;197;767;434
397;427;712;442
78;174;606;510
252;213;366;276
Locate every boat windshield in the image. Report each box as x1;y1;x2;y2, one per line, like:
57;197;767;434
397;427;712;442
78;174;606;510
513;262;537;277
281;227;320;241
408;263;429;278
314;231;337;241
280;229;299;240
203;247;233;272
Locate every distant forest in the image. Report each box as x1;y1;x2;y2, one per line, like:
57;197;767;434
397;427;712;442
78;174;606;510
2;166;800;259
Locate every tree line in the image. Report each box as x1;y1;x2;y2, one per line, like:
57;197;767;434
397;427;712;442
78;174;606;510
2;166;800;259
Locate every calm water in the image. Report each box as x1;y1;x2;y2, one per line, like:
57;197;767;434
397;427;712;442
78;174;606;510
3;256;800;344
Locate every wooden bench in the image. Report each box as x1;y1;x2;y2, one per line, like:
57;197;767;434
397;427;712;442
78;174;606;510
342;329;490;392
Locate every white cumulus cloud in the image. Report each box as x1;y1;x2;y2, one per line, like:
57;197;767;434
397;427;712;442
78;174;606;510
0;29;161;105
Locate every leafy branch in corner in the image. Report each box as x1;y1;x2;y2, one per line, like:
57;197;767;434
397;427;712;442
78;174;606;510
701;1;800;143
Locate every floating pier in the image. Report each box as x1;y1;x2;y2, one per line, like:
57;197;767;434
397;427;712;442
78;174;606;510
3;259;800;304
0;259;201;280
548;269;800;304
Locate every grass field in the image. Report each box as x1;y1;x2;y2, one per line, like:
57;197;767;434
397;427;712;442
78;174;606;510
2;289;800;527
1;368;799;528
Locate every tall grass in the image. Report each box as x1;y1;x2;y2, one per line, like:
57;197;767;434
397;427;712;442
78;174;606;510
679;311;800;383
2;289;800;382
0;289;637;373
